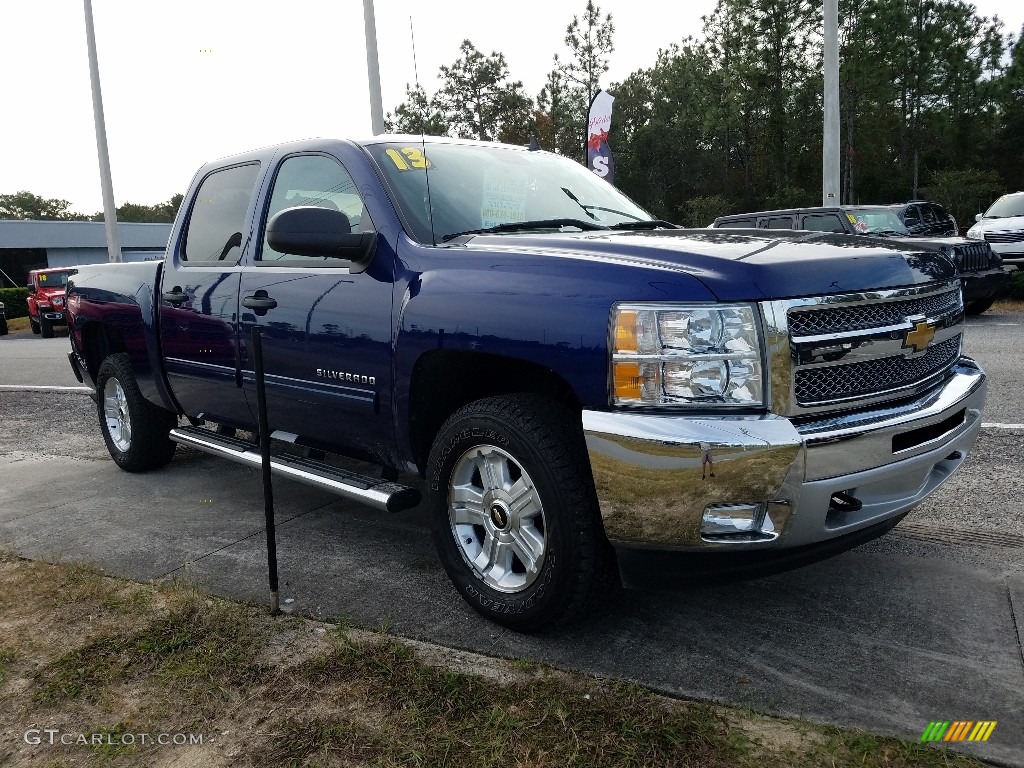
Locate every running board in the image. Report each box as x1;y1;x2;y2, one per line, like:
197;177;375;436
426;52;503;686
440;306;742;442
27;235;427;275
169;426;420;513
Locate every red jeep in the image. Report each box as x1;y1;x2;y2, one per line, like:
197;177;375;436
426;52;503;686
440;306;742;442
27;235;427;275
26;268;74;338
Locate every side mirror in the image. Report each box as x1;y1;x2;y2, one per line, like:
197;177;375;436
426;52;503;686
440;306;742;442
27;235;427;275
26;282;35;294
267;206;375;263
975;213;983;222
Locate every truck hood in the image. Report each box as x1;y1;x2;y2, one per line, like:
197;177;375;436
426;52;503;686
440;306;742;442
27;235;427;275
458;228;957;301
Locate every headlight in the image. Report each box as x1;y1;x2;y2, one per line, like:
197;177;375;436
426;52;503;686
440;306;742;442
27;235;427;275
611;304;765;406
965;225;982;240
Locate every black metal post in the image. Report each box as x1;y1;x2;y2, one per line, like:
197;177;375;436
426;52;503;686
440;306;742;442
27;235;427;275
251;325;280;614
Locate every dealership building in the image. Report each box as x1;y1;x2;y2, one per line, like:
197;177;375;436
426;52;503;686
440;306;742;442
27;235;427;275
0;220;171;288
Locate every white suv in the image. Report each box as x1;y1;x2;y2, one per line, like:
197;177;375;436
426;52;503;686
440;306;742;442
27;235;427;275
966;191;1024;267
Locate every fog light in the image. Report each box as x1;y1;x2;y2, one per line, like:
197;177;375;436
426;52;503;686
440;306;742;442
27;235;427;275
701;503;765;536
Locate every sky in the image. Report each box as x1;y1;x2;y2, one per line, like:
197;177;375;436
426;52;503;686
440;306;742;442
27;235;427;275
1;0;1021;216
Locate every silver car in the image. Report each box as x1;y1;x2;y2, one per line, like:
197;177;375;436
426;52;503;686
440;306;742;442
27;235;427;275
966;191;1024;267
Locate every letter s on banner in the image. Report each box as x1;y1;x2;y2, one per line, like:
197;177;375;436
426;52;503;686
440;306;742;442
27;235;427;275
586;89;615;185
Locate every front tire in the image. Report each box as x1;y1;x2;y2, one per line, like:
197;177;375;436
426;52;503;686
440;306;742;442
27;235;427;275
30;317;40;335
96;353;177;472
427;394;614;631
40;318;54;338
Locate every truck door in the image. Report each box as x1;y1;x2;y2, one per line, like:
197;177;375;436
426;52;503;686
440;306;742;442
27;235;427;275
158;162;261;427
237;152;396;462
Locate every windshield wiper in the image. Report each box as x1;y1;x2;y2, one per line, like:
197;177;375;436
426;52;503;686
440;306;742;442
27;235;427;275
608;219;679;231
560;187;648;223
440;218;608;242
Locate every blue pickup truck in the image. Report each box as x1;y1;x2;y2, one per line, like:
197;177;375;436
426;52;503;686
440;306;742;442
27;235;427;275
66;136;987;630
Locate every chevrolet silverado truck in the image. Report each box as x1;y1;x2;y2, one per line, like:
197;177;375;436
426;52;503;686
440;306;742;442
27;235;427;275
27;267;73;337
711;205;1010;314
66;137;987;630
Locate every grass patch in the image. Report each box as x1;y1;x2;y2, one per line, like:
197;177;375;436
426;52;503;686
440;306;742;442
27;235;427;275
992;298;1024;313
33;599;267;705
0;644;18;683
0;551;990;768
5;315;30;332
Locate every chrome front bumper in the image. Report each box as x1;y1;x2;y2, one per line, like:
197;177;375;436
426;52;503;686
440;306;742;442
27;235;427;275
583;358;985;550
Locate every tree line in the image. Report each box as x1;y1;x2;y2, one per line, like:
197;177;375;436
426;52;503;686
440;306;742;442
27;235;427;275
0;191;183;224
388;0;1023;229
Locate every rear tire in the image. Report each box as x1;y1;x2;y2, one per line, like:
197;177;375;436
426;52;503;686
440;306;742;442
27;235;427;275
40;318;54;338
96;353;177;472
427;394;615;631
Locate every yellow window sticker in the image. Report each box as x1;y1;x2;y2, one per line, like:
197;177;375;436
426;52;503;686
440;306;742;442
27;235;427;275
385;147;433;171
39;274;47;282
846;213;857;224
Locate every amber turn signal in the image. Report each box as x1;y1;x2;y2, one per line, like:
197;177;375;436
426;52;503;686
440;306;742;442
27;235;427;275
613;361;642;400
613;310;638;353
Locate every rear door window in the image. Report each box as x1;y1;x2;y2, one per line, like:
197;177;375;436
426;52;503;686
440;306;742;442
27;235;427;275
765;216;794;230
182;163;261;263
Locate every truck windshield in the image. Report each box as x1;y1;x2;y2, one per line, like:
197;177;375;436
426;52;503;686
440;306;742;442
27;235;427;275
36;272;70;288
365;141;652;244
845;209;909;235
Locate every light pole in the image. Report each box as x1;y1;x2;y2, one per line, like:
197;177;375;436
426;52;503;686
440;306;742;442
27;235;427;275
822;0;840;206
83;0;122;262
363;0;386;135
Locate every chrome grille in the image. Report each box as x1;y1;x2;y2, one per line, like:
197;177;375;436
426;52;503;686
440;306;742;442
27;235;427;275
766;282;965;417
788;290;959;336
795;335;962;405
983;231;1024;244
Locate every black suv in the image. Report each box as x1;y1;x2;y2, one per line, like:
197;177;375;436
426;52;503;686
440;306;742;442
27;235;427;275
710;205;1009;314
889;201;957;237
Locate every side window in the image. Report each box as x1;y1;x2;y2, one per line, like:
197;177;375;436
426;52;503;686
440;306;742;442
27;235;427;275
261;154;373;262
765;216;794;230
182;163;260;263
717;217;757;228
920;205;937;225
902;206;920;224
802;214;845;233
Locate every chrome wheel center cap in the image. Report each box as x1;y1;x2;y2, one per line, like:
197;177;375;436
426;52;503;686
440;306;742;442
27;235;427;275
490;502;510;530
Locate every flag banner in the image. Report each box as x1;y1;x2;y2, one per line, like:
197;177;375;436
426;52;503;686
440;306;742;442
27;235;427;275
586;89;615;184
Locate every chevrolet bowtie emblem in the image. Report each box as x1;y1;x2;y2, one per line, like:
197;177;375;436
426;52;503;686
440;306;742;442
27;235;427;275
903;320;936;354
